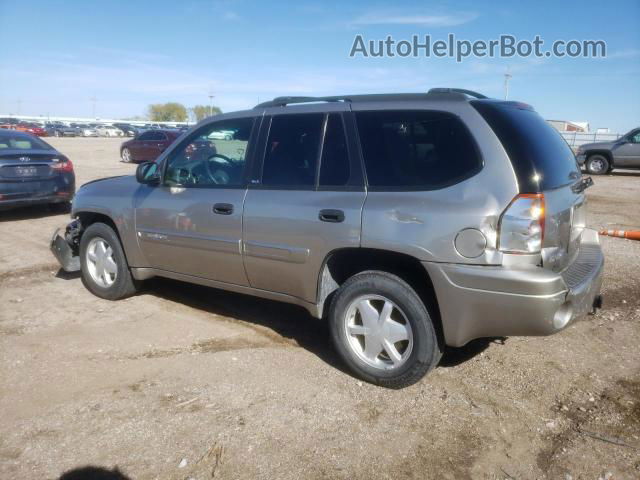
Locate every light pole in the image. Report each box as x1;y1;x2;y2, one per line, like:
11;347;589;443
503;72;512;100
208;92;215;117
90;96;97;119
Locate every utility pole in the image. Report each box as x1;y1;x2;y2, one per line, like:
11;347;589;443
90;96;97;119
16;98;22;116
208;90;215;117
503;71;512;100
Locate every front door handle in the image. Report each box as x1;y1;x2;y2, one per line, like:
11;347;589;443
319;209;345;223
213;203;234;215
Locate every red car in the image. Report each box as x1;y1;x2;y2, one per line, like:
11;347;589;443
15;123;48;137
120;129;181;163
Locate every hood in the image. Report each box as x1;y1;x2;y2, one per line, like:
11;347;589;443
80;174;130;189
578;141;616;150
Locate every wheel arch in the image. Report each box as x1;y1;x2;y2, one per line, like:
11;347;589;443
585;149;614;166
316;247;444;342
74;210;134;265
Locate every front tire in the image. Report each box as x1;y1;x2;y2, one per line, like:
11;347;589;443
80;222;139;300
121;148;132;163
585;154;610;175
329;271;442;389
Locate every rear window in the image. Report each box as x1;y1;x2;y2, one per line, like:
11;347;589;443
471;101;579;192
355;110;482;190
0;133;53;150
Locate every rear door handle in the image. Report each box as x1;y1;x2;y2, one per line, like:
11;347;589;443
213;203;234;215
319;209;345;223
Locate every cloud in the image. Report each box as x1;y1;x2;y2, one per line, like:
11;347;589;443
351;11;478;27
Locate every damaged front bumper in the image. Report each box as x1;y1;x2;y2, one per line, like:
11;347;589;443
50;219;82;272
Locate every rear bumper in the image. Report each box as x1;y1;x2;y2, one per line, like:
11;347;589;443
0;176;74;209
424;228;604;347
576;154;586;165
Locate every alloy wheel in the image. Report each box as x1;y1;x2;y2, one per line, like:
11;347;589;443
343;295;413;370
86;237;118;288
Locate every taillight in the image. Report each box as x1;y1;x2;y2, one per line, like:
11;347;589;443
51;158;74;173
498;193;545;254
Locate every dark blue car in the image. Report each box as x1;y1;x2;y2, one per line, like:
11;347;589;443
0;130;75;210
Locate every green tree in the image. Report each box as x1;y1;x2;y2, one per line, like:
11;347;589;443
191;104;222;122
147;102;188;122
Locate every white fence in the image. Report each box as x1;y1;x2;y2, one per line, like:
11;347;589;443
561;131;622;147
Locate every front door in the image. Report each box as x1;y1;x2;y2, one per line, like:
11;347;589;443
613;130;640;167
135;116;257;286
242;108;366;303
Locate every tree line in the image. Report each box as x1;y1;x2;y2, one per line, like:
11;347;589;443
147;103;222;122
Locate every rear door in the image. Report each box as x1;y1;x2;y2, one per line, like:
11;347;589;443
613;130;640;167
242;105;366;303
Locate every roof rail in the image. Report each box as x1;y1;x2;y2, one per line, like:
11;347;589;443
254;96;349;109
254;89;488;109
427;88;488;99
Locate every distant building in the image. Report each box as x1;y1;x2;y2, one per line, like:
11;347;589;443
547;120;590;133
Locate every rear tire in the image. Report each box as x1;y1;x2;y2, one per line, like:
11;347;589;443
329;271;442;389
586;154;610;175
80;222;139;300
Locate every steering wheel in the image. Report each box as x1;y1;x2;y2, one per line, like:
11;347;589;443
203;153;234;184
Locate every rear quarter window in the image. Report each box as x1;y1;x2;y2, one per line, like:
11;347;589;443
471;100;579;192
355;110;482;190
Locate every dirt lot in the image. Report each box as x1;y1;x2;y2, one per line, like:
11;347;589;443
1;138;639;479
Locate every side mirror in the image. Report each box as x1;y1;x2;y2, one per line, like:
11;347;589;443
136;162;160;185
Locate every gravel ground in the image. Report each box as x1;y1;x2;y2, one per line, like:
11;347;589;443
1;138;639;479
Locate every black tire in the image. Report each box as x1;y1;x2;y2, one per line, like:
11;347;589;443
328;271;442;389
585;154;610;175
79;222;139;300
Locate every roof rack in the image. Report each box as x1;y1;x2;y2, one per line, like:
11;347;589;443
254;89;488;109
426;88;488;99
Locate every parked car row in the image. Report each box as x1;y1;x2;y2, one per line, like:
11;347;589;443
0;118;189;139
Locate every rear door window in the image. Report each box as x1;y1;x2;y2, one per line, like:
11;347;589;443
319;113;350;187
471;101;580;192
355;110;482;190
261;113;324;187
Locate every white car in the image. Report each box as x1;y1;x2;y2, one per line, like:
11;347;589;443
208;129;235;140
95;125;124;137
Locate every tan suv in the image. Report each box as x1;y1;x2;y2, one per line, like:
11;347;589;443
51;89;604;388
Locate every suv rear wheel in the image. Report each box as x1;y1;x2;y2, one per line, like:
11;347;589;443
80;222;139;300
329;271;442;389
585;154;610;175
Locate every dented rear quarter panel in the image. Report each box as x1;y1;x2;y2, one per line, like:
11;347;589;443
356;101;519;265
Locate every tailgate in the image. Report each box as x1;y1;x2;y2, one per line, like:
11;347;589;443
542;185;587;272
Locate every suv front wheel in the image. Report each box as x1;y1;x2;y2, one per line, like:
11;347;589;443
80;222;139;300
585;154;610;175
329;271;442;389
